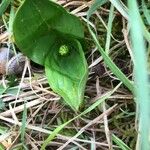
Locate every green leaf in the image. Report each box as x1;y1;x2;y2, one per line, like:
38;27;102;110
112;134;132;150
13;0;88;111
0;0;11;16
45;40;88;111
41;83;121;149
13;0;84;65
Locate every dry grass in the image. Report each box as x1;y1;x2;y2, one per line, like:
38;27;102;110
0;0;136;149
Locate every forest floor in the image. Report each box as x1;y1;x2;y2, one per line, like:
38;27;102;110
0;0;136;149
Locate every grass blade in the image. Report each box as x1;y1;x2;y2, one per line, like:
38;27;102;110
108;0;128;19
41;83;121;150
20;103;27;143
87;0;108;18
128;0;150;149
142;0;150;25
105;4;114;54
0;0;11;16
112;134;132;150
87;0;133;92
141;18;150;42
109;0;150;42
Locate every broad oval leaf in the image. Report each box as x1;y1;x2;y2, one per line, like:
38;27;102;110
45;40;88;111
13;0;84;65
13;0;88;111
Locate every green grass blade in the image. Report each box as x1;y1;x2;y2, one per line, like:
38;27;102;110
128;0;150;149
105;4;114;54
0;0;12;16
94;0;150;43
41;83;121;150
112;134;132;150
142;0;150;25
88;27;133;92
87;0;108;18
141;19;150;42
8;2;15;34
108;0;128;19
20;103;27;143
87;0;133;92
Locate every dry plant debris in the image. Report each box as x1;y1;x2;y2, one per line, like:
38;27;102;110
0;0;136;149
